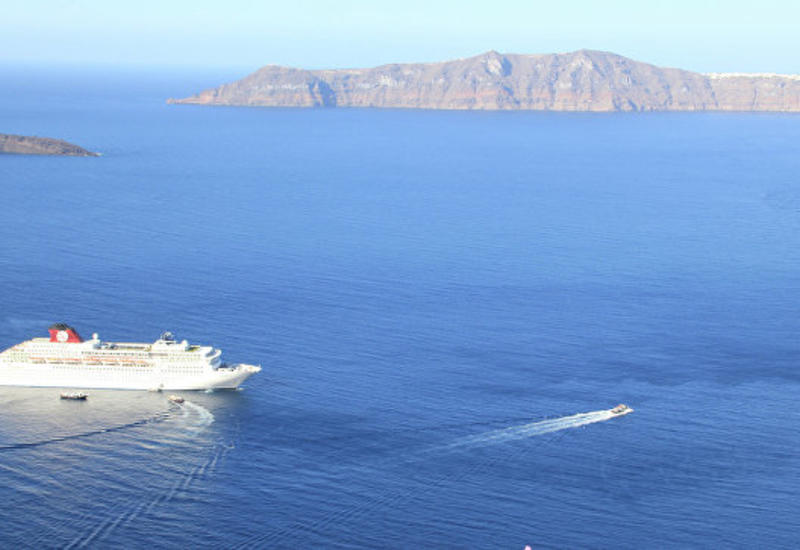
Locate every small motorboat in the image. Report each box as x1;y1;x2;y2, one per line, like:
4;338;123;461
610;403;633;415
60;392;88;400
168;395;185;404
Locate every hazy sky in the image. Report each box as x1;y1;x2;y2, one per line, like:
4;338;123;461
3;0;799;74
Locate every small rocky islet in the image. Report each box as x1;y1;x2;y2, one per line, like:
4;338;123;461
0;133;99;157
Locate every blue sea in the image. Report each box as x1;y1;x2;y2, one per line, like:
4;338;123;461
1;65;799;549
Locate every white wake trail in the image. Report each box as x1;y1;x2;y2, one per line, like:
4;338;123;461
240;409;622;548
61;400;221;549
180;401;215;433
443;409;616;450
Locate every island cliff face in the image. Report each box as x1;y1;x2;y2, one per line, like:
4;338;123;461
0;133;99;156
168;50;800;112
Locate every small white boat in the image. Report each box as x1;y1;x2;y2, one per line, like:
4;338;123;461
60;392;88;400
168;395;184;404
610;403;633;415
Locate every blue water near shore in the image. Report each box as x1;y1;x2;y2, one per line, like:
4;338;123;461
1;66;800;548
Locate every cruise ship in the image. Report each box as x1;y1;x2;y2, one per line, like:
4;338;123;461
0;324;261;390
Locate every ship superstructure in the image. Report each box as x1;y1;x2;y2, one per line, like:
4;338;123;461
0;324;261;390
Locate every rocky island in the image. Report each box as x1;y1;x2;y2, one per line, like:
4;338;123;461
169;50;800;112
0;133;99;156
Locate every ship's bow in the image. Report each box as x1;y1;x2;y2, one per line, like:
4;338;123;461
210;363;261;389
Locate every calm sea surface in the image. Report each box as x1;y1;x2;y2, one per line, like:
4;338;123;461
1;66;799;548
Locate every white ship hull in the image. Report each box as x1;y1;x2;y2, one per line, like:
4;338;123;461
0;325;262;391
0;361;260;391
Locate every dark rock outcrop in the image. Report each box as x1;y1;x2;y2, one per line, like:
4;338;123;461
0;133;99;156
168;50;800;112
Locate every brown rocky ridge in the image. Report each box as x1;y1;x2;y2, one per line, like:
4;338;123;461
168;50;800;112
0;133;99;156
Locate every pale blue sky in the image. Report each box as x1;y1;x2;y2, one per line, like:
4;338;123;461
3;0;799;73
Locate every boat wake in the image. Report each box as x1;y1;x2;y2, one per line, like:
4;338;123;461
65;440;236;549
439;409;617;451
178;401;215;432
0;410;171;452
61;403;228;549
0;400;213;453
234;407;629;548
